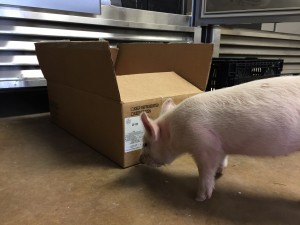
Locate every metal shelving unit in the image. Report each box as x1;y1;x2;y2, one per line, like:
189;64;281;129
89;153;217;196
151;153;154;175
194;0;300;76
0;4;195;89
211;27;300;75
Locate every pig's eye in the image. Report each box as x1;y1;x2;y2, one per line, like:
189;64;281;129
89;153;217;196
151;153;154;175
143;143;148;148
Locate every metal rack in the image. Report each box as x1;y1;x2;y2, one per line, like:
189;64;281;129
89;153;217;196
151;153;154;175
211;26;300;75
194;0;300;76
0;4;195;89
194;0;300;26
3;0;300;89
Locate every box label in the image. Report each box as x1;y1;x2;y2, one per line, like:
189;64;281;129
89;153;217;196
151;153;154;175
124;116;145;153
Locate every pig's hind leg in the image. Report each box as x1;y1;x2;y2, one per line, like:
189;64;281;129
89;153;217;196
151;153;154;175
192;131;225;201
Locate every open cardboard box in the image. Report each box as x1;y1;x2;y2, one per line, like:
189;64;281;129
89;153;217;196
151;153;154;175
35;41;213;168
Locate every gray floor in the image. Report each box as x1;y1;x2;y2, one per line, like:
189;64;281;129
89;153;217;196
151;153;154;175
1;113;300;225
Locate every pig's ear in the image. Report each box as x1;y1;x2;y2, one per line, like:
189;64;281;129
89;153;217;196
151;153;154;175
141;112;159;141
160;98;176;115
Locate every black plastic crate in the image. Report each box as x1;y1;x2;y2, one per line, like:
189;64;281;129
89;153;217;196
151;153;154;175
121;0;183;14
206;58;284;91
147;0;183;14
121;0;148;9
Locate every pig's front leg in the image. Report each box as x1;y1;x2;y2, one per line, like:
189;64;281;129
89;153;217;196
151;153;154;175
216;155;228;177
191;131;225;201
194;154;225;201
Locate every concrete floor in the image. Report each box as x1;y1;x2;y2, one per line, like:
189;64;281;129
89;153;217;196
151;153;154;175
0;113;300;225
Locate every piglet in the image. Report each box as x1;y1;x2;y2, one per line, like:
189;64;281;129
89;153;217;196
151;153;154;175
139;76;300;201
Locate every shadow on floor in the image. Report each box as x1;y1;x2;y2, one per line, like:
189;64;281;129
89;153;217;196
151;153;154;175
0;113;119;169
115;165;300;225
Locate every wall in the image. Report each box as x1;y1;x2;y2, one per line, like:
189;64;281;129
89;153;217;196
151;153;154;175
262;22;300;35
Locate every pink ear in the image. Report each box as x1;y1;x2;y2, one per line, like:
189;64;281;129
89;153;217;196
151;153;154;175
140;112;160;141
160;98;176;115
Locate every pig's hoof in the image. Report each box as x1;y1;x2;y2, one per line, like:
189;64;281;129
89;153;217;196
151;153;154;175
215;166;224;179
195;195;207;202
215;171;223;179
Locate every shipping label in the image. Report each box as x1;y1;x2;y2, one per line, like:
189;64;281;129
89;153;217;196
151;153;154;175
124;116;145;153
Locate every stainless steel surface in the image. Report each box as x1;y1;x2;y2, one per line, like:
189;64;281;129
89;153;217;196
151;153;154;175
194;0;300;25
205;0;300;13
0;55;38;66
0;79;46;89
101;5;191;27
0;40;36;51
0;0;101;14
0;69;42;79
193;27;202;43
211;26;221;57
0;5;193;32
213;27;300;75
0;20;189;42
0;5;194;89
0;69;45;88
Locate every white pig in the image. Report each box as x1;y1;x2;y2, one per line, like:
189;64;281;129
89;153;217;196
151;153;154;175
139;76;300;201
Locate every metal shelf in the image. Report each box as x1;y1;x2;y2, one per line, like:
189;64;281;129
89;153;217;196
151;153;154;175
213;27;300;75
0;5;195;89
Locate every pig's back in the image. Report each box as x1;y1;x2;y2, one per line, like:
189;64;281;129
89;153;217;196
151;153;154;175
173;76;300;156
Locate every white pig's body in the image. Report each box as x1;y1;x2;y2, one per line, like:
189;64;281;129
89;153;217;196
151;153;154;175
140;76;300;201
169;76;300;156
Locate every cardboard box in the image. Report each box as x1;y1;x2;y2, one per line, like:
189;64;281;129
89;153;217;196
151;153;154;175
35;41;213;168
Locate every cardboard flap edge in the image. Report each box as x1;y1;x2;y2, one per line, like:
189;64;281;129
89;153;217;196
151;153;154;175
35;41;121;101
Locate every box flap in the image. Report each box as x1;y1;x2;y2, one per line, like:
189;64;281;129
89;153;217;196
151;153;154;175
116;72;202;103
35;41;120;101
115;43;213;91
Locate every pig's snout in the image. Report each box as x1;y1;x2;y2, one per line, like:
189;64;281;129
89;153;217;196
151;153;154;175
139;153;163;167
